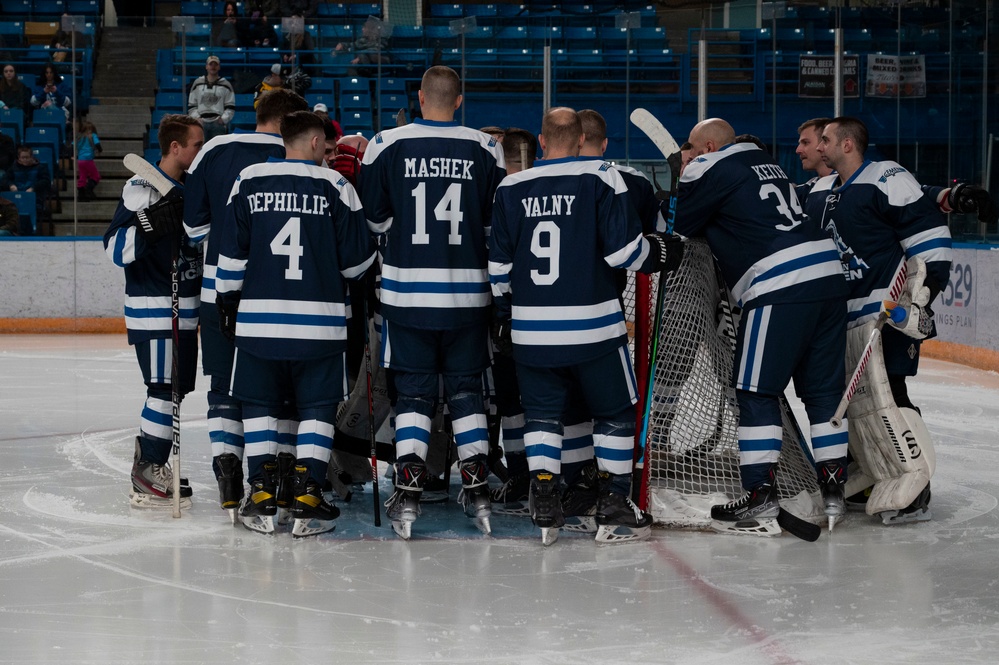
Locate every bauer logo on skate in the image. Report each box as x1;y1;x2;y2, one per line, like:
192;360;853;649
521;195;576;217
403;157;475;179
246;192;330;215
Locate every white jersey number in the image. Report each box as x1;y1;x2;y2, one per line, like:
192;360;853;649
411;182;464;245
270;216;304;280
530;221;560;286
760;183;805;231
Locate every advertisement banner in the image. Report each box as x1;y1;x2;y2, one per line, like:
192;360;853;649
798;54;860;98
865;54;926;98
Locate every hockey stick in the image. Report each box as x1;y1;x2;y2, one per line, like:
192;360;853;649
362;292;381;527
629;109;681;507
123;152;183;518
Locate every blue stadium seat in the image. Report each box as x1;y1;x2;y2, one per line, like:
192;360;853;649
187;22;212;46
348;3;380;18
392;25;423;49
378;92;408;114
309;77;334;93
66;0;99;14
305;92;335;110
32;0;65;16
632;26;666;51
340;91;371;111
430;4;462;18
317;3;348;18
599;26;629;50
424;25;456;42
565;26;597;50
495;3;525;18
465;26;494;48
158;75;184;91
0;0;30;14
0;20;25;48
180;1;214;16
30;145;54;179
379;77;406;94
144;147;161;164
340;110;373;131
527;25;561;46
0;108;25;142
154;91;185;111
340;77;369;94
30;107;66;144
150;109;170;130
229;111;255;130
465;4;498;19
495;25;527;47
2;191;36;235
0;126;17;144
24;126;62;157
234;93;255;109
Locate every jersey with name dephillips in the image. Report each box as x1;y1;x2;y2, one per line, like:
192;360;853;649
489;156;650;368
215;158;376;360
358;118;506;329
182;131;285;307
805;160;952;327
675;142;847;310
104;167;201;344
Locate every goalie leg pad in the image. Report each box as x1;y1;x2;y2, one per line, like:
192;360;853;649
846;322;934;516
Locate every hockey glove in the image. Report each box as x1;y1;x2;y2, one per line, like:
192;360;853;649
333;142;364;186
643;232;685;275
216;294;239;342
490;317;513;358
135;188;184;245
950;183;998;226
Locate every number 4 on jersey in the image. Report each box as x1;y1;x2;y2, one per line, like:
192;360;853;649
411;183;464;245
270;216;304;280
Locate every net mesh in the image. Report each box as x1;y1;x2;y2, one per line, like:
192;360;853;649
626;239;823;528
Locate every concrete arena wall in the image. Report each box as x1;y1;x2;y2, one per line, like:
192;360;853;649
1;239;998;369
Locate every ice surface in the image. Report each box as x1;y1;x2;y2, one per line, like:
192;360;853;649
1;335;998;664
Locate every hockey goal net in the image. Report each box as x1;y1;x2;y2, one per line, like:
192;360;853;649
626;239;823;527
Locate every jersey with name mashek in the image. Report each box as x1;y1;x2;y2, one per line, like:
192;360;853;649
215;158;376;360
675;142;847;310
358;118;506;329
104;167;201;345
182;131;285;307
805;160;952;328
489;156;651;368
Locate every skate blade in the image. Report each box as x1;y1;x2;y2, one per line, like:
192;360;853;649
277;508;293;526
492;501;530;516
595;523;651;543
709;517;781;537
471;515;491;535
880;508;932;525
227;508;236;525
563;515;597;533
391;519;413;540
292;517;336;538
239;513;276;534
129;492;192;510
540;527;560;546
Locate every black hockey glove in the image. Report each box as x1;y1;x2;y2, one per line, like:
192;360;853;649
643;232;684;275
666;150;683;186
135;188;184;245
216;294;239;342
950;183;998;226
490;317;513;358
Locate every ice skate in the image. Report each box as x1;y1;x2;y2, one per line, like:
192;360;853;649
880;482;932;525
238;461;278;534
275;452;297;526
458;459;492;535
709;474;781;537
490;472;530;516
818;458;847;532
130;455;192;510
529;471;564;546
561;462;598;533
215;452;244;524
384;462;426;540
290;465;340;538
594;473;652;543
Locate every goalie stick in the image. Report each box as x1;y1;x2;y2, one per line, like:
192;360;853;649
629;108;681;507
123;153;183;517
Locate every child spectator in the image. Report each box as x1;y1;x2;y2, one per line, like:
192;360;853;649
8;145;50;234
76;119;102;201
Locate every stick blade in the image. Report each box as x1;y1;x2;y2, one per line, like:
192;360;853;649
777;508;822;542
630;108;681;158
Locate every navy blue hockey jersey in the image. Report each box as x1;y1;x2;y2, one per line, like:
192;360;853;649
804;160;952;328
489;157;651;367
215;159;376;360
182;131;285;306
358;118;506;329
675;143;847;310
104;167;201;344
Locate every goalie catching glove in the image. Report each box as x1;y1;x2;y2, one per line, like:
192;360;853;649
135;188;184;244
949;183;997;226
216;294;239;342
643;232;684;274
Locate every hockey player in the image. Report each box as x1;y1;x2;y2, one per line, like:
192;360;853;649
103;114;205;508
358;66;506;539
673;118;850;535
183;89;308;522
489;107;683;545
215;110;376;537
807;116;952;524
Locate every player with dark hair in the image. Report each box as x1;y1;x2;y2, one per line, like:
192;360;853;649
358;66;506;539
183;88;308;522
489;107;681;545
215;110;376;536
104;114;205;508
675;118;850;535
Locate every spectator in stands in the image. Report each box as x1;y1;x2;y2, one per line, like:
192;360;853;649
0;117;15;185
244;0;279;20
75;119;102;201
253;64;284;108
188;55;236;142
243;7;278;47
213;1;243;48
31;64;72;121
50;29;83;63
280;24;317;75
335;19;390;77
8;145;50;234
0;196;17;236
280;0;318;18
0;64;31;114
